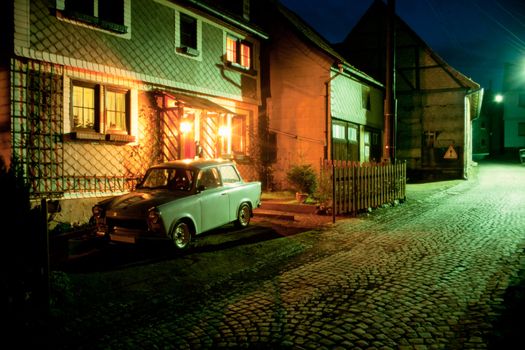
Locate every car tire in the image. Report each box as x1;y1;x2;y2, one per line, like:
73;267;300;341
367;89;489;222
235;202;251;228
171;221;192;250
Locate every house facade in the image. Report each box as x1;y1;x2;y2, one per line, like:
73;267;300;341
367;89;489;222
501;62;525;151
254;2;384;190
3;0;266;223
473;88;504;158
338;0;483;180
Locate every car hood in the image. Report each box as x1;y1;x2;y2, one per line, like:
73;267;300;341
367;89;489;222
103;190;191;218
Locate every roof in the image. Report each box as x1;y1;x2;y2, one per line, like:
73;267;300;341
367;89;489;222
340;0;483;118
153;90;235;114
344;0;480;91
179;0;268;39
274;1;383;87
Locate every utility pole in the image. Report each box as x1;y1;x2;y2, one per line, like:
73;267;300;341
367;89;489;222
383;0;396;163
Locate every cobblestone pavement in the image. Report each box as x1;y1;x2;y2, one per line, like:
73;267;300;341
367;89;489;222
45;160;525;349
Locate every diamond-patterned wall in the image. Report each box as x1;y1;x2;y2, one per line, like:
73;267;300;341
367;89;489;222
11;58;64;197
29;0;259;101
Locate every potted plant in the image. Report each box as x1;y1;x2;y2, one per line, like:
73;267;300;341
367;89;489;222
286;164;317;203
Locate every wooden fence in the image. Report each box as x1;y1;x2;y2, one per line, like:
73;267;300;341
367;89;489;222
320;160;406;216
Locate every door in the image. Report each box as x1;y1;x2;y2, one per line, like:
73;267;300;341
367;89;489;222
197;168;229;232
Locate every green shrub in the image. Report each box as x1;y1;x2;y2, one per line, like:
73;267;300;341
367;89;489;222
286;164;317;195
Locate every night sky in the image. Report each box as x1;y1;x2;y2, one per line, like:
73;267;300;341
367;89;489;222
280;0;525;92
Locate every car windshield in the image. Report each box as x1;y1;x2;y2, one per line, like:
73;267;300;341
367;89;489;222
139;167;195;191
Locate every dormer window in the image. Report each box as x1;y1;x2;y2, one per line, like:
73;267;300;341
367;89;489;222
226;35;252;70
176;11;201;58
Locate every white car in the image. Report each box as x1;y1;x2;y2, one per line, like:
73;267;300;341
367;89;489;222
92;159;262;250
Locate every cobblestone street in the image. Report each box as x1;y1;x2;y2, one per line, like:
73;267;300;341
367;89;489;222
45;159;525;349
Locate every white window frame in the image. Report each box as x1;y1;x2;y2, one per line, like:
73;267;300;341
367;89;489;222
224;33;253;71
332;124;345;140
55;0;132;39
64;75;138;143
348;125;358;143
175;10;202;60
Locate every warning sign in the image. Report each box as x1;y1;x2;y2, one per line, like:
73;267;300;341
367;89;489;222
443;144;458;159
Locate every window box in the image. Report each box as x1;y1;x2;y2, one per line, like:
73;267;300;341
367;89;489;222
99;20;128;34
178;46;200;57
64;11;98;25
106;134;135;143
71;131;106;141
58;0;128;35
225;61;257;76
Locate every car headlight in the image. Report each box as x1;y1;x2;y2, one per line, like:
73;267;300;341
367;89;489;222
147;207;163;232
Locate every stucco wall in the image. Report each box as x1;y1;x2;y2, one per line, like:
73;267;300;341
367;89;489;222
267;22;332;190
397;91;467;178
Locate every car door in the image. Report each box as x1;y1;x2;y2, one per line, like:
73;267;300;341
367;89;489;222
197;167;230;232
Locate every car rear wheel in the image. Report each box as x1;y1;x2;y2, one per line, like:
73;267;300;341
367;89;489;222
235;203;251;228
171;221;192;250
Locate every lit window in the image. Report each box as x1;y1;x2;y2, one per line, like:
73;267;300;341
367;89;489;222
72;85;96;130
240;43;251;68
106;89;128;133
332;124;345;139
231;115;246;154
348;125;358;142
226;37;237;63
226;35;252;69
71;82;130;135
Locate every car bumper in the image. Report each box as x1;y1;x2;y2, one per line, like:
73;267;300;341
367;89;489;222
96;225;167;244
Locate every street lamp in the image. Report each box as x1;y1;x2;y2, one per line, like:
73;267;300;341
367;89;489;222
494;94;503;103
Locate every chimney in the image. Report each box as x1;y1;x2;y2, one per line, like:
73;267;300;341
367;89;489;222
242;0;250;21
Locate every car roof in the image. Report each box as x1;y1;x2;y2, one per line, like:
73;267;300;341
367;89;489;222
149;158;235;171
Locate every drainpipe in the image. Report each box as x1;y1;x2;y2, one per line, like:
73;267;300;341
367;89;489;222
383;0;396;163
325;63;344;223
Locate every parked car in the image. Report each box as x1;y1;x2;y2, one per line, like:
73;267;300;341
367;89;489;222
92;159;261;249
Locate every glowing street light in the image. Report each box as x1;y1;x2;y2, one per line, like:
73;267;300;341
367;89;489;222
494;94;503;103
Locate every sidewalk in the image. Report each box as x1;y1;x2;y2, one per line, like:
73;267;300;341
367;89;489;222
253;193;336;229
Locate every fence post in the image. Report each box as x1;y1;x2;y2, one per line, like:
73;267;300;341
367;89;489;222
40;198;50;316
331;159;336;223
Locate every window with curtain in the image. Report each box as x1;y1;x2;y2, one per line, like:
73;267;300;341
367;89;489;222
71;81;130;135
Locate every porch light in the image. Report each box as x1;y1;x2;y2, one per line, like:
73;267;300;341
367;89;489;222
218;125;231;137
180;120;192;134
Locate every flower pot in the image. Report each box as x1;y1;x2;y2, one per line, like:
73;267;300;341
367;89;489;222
295;192;308;203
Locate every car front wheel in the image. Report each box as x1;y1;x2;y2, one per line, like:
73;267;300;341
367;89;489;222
171;221;192;250
235;203;251;228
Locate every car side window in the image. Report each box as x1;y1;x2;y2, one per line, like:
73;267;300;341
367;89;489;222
219;165;241;184
167;169;193;191
197;168;221;189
